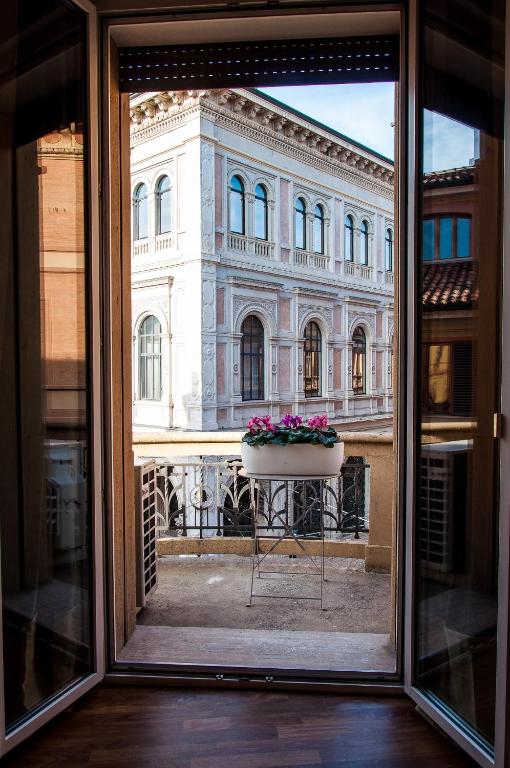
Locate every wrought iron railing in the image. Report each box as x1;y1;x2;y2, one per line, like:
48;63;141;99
155;457;369;540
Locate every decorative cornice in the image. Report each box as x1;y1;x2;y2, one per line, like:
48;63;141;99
219;254;394;302
227;276;283;291
292;286;338;300
130;89;394;195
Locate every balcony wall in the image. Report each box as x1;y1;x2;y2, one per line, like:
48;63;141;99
133;429;395;572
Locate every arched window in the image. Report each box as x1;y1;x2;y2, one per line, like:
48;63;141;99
304;321;322;398
241;315;264;401
295;197;306;250
254;183;268;240
155;175;171;235
385;228;393;271
133;183;148;240
229;175;245;235
313;204;325;254
138;315;162;401
352;326;367;395
344;214;354;261
360;220;369;265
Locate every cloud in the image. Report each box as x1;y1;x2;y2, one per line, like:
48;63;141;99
259;83;396;159
423;111;476;172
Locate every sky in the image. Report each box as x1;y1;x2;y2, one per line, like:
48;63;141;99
259;83;477;172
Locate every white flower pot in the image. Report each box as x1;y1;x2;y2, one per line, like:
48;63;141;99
240;441;344;478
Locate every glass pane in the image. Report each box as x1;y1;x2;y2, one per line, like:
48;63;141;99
313;215;323;253
242;356;251;399
255;197;267;240
344;220;353;260
295;210;305;249
439;217;453;259
427;344;450;411
230;189;244;234
416;0;504;750
153;356;161;400
457;217;471;258
0;0;92;730
159;188;171;234
361;231;368;264
423;219;435;261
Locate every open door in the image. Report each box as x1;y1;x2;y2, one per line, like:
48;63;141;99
0;0;104;756
405;1;507;765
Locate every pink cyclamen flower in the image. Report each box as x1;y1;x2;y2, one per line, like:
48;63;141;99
281;413;303;429
247;415;277;433
307;413;329;430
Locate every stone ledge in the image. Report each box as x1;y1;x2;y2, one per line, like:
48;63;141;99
157;536;366;559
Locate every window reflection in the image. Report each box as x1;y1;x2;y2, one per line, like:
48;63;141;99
0;0;92;730
417;0;503;748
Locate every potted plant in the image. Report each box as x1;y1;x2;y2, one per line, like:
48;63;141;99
240;413;344;477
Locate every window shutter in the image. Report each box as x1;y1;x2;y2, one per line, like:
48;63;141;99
119;35;399;92
452;341;472;417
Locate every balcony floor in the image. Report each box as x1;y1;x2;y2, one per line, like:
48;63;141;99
120;554;394;673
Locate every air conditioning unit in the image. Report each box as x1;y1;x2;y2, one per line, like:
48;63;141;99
134;458;157;608
419;440;471;574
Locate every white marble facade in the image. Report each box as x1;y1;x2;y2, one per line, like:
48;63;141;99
130;88;394;431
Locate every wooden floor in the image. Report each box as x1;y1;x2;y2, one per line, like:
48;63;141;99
119;626;395;672
3;685;477;767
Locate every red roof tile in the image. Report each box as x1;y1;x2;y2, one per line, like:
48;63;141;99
422;260;478;309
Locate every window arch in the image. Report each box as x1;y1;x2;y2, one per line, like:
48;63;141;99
304;321;322;398
295;197;306;250
138;315;162;401
344;214;354;261
229;175;245;235
254;183;268;240
352;326;367;395
385;228;394;271
360;220;369;265
313;204;325;254
155;175;171;235
133;183;148;240
241;315;264;401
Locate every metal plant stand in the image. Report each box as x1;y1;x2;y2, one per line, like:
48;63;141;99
242;472;342;611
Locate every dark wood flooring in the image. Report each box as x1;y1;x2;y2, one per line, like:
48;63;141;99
3;685;477;767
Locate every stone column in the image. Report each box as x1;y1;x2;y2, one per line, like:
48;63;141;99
270;337;278;399
306;211;314;253
246;191;255;241
268;199;276;248
326;343;335;419
231;332;243;400
269;337;279;420
324;214;333;271
346;341;353;415
296;339;305;401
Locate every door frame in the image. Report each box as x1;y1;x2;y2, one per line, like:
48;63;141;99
0;0;105;757
103;1;405;685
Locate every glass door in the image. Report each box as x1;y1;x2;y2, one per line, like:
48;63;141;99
0;0;103;756
406;0;506;763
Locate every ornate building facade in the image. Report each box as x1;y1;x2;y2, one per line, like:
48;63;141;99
130;88;395;431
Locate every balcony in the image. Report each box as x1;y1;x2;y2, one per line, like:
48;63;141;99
227;233;275;258
132;233;174;258
385;270;394;285
124;430;395;672
134;430;393;570
293;248;329;269
343;261;374;280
